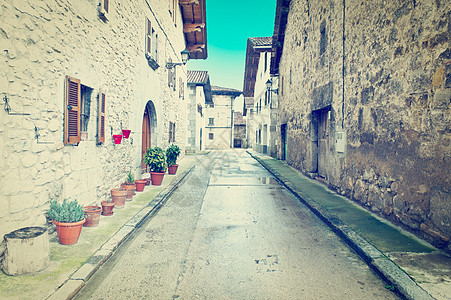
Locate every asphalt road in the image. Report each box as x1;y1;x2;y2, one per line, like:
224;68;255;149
75;150;398;299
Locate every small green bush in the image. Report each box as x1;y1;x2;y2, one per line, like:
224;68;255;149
166;144;181;166
125;169;135;184
143;146;167;173
48;199;84;223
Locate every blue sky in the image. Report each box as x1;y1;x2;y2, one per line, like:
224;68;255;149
188;0;277;91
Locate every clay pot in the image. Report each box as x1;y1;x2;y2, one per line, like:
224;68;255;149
168;165;179;175
53;219;85;245
113;134;122;144
83;206;101;227
144;177;151;186
101;201;115;216
150;172;165;186
121;183;136;201
111;188;127;208
122;129;131;139
135;179;146;192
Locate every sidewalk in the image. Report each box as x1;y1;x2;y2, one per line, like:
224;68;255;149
247;150;451;300
0;154;200;300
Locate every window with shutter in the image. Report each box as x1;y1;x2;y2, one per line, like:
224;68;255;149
172;68;176;91
64;76;81;145
146;18;151;56
97;90;106;144
168;58;173;87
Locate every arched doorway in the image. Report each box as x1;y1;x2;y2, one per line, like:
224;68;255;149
141;101;157;173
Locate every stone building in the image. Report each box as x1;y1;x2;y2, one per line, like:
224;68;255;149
204;86;242;149
186;70;212;152
242;37;279;157
271;0;450;249
233;111;246;148
0;0;207;240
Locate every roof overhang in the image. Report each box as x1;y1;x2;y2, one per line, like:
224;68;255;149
180;0;208;60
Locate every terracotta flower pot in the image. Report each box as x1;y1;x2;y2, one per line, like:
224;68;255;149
53;219;85;245
122;129;131;139
101;201;115;216
135;179;146;192
113;134;122;144
121;183;136;201
168;165;179;175
111;188;127;208
150;172;165;186
144;177;151;186
83;206;101;227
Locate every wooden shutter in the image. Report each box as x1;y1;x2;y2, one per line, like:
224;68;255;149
168;58;173;87
146;18;151;55
64;76;81;145
97;90;106;144
172;68;176;91
104;0;109;13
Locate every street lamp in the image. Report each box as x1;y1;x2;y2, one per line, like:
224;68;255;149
166;49;190;69
265;79;278;94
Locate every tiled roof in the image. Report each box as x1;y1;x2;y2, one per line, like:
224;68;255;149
187;70;209;84
234;112;246;125
211;85;242;96
249;37;272;47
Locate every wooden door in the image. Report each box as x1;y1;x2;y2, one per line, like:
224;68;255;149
317;110;329;178
142;110;151;173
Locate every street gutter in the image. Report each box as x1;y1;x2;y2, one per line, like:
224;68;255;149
247;151;434;300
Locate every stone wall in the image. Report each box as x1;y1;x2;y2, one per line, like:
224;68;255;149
0;0;188;239
277;0;450;249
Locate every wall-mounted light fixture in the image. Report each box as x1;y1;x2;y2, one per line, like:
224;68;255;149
166;49;190;69
265;79;279;94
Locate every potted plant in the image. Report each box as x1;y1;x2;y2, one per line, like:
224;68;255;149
166;144;181;175
101;197;115;216
83;205;102;227
121;170;136;201
143;146;167;186
48;199;85;245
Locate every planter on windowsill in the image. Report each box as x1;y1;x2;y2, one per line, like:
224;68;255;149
113;134;122;144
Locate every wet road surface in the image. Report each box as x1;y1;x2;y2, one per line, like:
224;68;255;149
75;150;398;299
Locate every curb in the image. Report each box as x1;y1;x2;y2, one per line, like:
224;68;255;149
247;151;434;300
46;162;197;300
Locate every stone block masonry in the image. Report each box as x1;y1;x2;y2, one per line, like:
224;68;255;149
0;0;189;240
276;0;450;250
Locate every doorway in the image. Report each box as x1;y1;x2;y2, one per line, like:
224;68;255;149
281;124;287;160
141;101;157;173
312;107;330;177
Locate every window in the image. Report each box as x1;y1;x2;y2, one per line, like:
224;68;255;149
97;90;106;144
264;52;268;71
64;76;104;145
99;0;109;21
169;122;176;142
168;58;176;90
208;118;214;126
146;18;159;70
170;0;177;25
179;78;184;99
209;133;214;140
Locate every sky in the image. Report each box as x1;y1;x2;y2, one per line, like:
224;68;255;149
188;0;277;91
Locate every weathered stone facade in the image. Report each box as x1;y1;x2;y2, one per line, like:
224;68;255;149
275;0;450;249
204;86;242;149
0;0;190;239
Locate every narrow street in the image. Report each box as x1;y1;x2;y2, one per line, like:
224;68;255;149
75;150;397;299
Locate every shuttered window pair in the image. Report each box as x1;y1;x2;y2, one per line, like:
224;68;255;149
64;76;105;145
